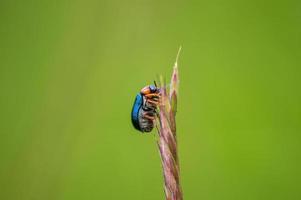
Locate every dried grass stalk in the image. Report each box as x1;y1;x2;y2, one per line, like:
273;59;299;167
157;47;183;200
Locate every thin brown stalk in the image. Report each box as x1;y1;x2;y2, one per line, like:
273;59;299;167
156;47;183;200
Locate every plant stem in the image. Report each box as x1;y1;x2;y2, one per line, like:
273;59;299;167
157;47;183;200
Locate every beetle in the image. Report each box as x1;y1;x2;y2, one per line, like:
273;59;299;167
131;84;160;132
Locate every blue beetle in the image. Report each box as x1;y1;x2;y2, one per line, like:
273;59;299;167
131;84;160;132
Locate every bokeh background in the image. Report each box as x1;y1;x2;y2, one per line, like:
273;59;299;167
1;0;300;199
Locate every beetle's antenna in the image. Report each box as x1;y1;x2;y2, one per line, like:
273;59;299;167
154;80;158;88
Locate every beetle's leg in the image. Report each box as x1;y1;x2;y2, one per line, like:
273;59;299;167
143;114;155;120
145;93;160;98
146;99;159;105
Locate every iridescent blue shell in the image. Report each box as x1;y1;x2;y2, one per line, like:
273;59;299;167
131;94;143;131
131;93;155;132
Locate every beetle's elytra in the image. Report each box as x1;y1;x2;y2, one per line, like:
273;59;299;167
131;85;160;132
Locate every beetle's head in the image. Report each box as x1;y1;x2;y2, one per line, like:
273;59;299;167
140;85;159;95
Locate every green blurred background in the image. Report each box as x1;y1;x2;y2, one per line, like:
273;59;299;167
0;0;300;199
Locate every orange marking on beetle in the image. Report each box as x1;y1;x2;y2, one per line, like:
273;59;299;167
140;86;151;95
